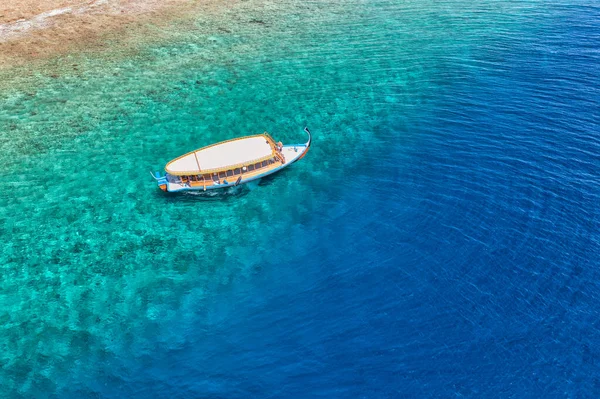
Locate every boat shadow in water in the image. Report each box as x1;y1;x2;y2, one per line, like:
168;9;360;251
162;185;252;203
153;180;264;203
256;172;280;187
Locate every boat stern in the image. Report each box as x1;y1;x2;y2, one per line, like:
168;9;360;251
151;171;169;192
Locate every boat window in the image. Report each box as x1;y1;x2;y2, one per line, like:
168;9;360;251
261;161;267;167
248;164;255;171
226;170;233;177
203;174;211;181
255;162;261;169
219;172;226;179
190;175;197;181
197;175;204;181
234;168;241;175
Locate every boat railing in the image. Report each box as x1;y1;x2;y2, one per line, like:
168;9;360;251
199;155;276;176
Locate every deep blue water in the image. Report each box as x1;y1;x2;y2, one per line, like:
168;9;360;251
117;3;599;397
157;5;600;398
1;1;599;397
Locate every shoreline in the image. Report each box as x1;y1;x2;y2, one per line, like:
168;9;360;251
0;0;227;70
1;1;107;43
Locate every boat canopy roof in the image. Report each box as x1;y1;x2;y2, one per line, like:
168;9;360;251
165;134;276;175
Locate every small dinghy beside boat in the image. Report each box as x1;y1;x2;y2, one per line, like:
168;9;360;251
152;128;311;192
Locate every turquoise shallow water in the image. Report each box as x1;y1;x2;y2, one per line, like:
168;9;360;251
1;0;599;397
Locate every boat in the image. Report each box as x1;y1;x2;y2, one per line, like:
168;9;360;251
151;127;311;192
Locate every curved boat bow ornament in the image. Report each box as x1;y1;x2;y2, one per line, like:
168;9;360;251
304;127;312;146
295;127;312;162
153;127;311;193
